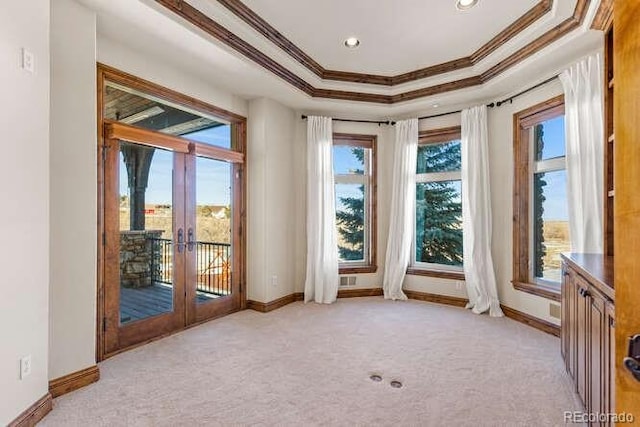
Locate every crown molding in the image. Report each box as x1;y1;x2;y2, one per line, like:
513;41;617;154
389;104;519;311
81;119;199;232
216;0;553;86
154;0;591;104
590;0;613;30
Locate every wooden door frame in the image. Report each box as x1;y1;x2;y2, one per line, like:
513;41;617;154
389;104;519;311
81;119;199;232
103;124;190;353
96;64;247;361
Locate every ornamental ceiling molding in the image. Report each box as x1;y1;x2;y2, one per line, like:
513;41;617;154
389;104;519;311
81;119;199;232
154;0;593;104
215;0;553;86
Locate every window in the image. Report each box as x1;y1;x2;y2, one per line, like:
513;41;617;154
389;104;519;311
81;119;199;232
408;127;464;280
333;133;377;274
513;95;569;301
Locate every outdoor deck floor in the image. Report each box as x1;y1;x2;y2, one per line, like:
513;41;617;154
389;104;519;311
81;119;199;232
120;284;220;324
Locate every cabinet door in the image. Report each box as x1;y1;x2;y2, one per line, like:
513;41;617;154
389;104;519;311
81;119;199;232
565;268;578;379
589;288;606;419
576;277;589;404
604;302;615;423
562;265;569;361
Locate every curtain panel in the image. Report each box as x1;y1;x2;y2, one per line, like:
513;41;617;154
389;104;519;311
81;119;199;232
461;105;503;317
304;116;339;304
560;53;604;254
383;118;418;300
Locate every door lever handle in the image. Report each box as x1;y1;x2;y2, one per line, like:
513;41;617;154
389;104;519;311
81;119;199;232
177;228;185;253
624;335;640;383
624;357;640;382
187;228;195;252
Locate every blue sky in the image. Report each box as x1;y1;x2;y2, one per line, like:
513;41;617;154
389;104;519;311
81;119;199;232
184;125;231;149
539;117;569;221
119;125;232;205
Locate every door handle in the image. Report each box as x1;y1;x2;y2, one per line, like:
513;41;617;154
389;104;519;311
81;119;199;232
624;335;640;382
187;228;195;252
177;228;185;253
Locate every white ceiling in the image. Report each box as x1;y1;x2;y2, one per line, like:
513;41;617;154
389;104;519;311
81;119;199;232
79;0;603;118
241;0;540;75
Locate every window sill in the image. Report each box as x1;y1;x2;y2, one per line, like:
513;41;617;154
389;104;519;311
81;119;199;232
406;267;465;281
339;265;378;275
512;280;561;302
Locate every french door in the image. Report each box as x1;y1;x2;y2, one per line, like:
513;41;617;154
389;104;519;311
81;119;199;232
103;122;243;353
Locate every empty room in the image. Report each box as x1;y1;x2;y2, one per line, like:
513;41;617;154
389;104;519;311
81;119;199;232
2;0;639;425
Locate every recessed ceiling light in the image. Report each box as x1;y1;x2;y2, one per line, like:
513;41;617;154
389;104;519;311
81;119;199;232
433;103;440;108
344;37;360;48
456;0;479;11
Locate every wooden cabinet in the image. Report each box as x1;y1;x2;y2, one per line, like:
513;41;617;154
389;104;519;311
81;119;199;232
561;254;615;425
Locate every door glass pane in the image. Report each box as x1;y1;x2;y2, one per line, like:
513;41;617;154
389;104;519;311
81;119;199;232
104;82;231;149
119;142;174;324
335;183;366;262
195;157;232;303
415;181;463;267
532;169;570;282
533;116;565;161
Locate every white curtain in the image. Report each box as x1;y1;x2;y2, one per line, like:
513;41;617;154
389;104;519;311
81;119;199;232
383;118;418;300
560;54;604;253
304;116;339;304
461;105;503;317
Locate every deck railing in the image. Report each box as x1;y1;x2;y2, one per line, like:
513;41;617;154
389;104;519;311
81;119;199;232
150;238;231;297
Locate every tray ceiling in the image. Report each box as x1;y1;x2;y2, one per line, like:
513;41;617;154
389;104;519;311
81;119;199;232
239;0;542;76
82;0;606;112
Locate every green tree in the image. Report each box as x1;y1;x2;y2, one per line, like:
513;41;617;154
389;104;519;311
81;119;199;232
336;148;365;261
533;124;547;277
415;141;463;266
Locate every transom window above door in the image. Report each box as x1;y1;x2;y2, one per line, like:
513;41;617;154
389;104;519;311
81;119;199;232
104;81;232;149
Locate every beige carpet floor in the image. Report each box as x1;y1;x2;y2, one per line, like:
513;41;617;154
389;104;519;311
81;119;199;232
41;297;582;426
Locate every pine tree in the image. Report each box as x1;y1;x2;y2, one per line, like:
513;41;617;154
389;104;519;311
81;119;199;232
533;124;547;277
415;141;463;266
336;148;365;261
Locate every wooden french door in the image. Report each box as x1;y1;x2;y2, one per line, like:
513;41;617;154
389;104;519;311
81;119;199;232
103;121;243;353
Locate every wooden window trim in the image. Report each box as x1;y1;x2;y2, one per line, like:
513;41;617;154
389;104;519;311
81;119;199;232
419;126;461;144
512;95;564;301
333;133;377;275
410;126;465;279
406;267;465;281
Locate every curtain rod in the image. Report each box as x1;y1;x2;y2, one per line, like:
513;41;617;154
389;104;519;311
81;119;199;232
301;74;560;124
417;74;560;121
300;115;393;126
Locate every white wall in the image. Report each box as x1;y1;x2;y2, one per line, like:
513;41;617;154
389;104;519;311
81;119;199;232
49;0;98;380
247;98;297;302
97;36;248;118
0;0;50;423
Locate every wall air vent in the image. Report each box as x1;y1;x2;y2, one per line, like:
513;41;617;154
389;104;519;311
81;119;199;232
340;276;357;287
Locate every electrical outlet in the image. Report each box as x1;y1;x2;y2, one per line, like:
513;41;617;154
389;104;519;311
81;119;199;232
20;355;32;379
21;48;34;73
455;281;463;290
271;275;278;287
